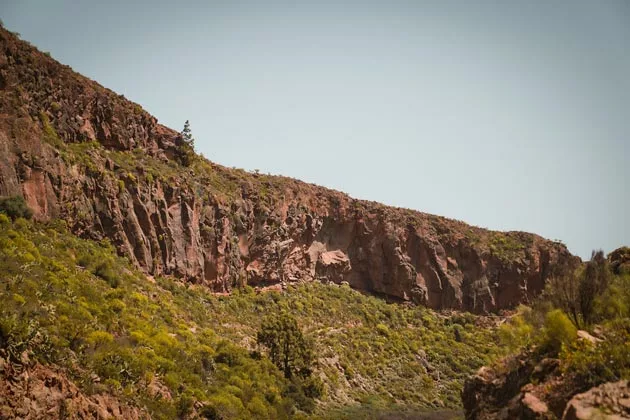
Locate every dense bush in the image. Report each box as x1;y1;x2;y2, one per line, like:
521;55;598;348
498;306;536;351
0;195;33;220
208;281;501;410
594;272;630;320
542;309;577;353
561;319;630;388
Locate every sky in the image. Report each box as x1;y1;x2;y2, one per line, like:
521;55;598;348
2;1;629;259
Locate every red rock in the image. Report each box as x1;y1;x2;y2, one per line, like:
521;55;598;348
0;27;578;312
0;362;147;419
521;392;551;418
563;381;630;420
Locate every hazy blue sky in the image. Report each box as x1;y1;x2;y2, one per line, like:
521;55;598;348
2;1;629;259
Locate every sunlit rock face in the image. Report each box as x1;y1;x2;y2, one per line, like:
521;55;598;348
0;27;577;312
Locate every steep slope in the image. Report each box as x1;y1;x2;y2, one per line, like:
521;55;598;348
462;250;630;419
0;216;502;418
0;26;576;312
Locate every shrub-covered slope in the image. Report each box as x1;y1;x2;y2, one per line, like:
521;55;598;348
463;250;630;419
0;216;503;418
0;25;576;312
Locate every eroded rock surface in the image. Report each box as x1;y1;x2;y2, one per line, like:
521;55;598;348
0;360;147;419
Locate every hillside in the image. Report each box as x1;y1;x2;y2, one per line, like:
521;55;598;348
461;249;630;419
0;216;502;418
0;26;576;313
2;22;629;420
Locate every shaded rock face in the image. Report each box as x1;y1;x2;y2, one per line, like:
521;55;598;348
0;361;147;419
462;352;542;420
0;27;577;312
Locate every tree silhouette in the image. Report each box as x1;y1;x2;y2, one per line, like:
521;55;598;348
579;250;610;325
176;120;196;166
257;311;313;379
181;120;195;149
545;250;611;328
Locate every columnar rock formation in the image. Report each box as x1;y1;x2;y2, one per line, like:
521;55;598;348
0;27;577;312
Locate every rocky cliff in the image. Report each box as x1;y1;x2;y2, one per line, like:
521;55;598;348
0;26;577;312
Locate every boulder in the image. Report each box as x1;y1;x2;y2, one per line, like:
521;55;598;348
563;381;630;420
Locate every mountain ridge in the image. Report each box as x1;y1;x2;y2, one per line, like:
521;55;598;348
0;26;577;312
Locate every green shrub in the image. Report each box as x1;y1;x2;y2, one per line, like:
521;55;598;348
561;319;630;388
542;309;577;354
207;391;246;419
498;306;536;351
86;331;114;347
0;315;52;363
39;112;63;148
214;342;245;368
594;273;630;320
283;379;316;413
176;392;195;417
93;261;119;287
0;196;33;220
199;404;221;420
300;375;324;399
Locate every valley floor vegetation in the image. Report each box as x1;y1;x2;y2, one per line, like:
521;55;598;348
0;214;502;419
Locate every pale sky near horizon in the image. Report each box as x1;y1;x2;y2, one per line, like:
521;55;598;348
2;1;629;259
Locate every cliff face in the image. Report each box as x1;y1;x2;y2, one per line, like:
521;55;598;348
0;27;577;312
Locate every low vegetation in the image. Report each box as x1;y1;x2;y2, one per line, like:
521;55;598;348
0;216;502;418
498;249;630;390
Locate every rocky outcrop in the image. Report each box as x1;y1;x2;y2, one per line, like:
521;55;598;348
609;247;630;275
563;380;630;420
0;360;147;419
462;351;588;420
0;27;577;312
462;352;542;419
463;328;630;420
